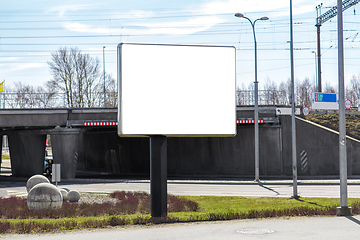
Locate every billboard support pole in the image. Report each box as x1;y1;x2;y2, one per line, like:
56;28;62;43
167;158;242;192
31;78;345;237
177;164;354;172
150;135;167;218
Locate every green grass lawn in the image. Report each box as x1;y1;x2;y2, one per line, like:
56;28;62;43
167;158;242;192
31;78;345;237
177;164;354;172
167;196;358;221
1;196;359;234
186;196;339;212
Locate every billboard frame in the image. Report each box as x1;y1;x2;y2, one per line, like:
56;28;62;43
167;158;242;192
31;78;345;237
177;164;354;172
117;42;237;138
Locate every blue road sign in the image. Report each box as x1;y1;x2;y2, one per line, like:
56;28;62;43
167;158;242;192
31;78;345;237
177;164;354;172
314;93;337;103
312;92;338;110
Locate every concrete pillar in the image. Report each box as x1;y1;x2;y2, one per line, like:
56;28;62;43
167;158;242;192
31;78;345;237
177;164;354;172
50;127;81;179
7;130;46;177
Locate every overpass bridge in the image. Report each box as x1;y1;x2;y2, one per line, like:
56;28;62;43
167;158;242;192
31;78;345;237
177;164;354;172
1;106;359;180
0;108;117;179
0;108;117;129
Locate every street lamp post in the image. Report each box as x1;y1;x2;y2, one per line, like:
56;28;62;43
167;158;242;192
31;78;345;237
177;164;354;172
337;0;351;216
235;13;269;182
290;0;298;198
103;46;106;108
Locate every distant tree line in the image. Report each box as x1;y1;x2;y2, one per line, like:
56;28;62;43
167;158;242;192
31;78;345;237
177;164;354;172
2;47;117;109
3;47;360;109
237;76;360;108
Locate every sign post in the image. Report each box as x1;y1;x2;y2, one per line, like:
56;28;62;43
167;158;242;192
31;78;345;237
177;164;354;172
150;136;167;217
51;164;60;186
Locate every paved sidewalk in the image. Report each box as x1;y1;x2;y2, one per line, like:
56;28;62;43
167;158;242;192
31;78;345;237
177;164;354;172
3;216;360;240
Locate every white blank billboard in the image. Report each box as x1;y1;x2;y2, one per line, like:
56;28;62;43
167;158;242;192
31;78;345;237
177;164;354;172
117;43;236;137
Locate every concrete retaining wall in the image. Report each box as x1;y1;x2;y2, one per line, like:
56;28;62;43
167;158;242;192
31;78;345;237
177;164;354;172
283;116;360;177
77;115;360;179
5;108;360;180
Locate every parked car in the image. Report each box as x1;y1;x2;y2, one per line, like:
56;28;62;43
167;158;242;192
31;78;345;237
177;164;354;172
44;159;52;177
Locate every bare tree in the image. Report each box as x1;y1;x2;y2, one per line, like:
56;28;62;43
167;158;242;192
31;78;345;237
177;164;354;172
105;73;118;107
236;86;245;106
323;82;337;93
263;78;280;105
346;75;360;107
297;78;314;106
278;79;291;105
48;47;102;108
9;82;56;108
13;82;36;108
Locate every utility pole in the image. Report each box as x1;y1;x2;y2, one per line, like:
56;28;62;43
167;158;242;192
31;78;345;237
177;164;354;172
315;3;323;92
315;0;360;92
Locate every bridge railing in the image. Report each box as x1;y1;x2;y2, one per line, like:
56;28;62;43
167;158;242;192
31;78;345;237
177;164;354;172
0;90;288;108
0;92;117;108
236;90;289;106
0;92;67;108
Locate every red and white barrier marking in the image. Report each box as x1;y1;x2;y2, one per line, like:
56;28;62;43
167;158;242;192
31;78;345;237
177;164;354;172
83;121;263;126
236;120;265;124
82;122;118;126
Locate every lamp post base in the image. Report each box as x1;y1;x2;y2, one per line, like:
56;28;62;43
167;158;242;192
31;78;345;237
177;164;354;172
336;206;352;216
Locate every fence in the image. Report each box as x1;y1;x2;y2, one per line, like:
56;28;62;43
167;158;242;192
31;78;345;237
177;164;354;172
236;90;289;106
0;92;67;108
0;91;288;108
0;92;117;108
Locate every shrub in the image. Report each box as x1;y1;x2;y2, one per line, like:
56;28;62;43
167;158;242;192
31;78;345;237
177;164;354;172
0;222;11;233
0;192;199;219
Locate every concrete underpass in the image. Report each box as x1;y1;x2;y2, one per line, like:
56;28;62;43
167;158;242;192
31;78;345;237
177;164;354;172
0;106;359;180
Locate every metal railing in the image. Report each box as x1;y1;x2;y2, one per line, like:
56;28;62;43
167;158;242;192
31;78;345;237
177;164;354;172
0;92;118;108
236;90;289;106
0;90;290;108
0;92;67;108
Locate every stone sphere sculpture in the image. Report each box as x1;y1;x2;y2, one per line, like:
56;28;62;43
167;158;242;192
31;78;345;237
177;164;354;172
67;190;81;202
59;189;68;201
27;183;63;211
61;187;70;193
26;175;50;193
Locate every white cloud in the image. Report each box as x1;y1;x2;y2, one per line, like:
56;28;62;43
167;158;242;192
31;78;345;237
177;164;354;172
61;0;338;37
111;10;156;20
64;15;224;36
9;63;46;72
200;0;337;17
0;57;19;62
64;22;111;34
46;4;97;16
137;16;225;35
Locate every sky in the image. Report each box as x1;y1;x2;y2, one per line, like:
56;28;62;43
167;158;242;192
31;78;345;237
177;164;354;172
1;0;360;91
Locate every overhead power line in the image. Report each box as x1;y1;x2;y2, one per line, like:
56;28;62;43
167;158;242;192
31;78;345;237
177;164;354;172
316;0;360;25
315;0;360;92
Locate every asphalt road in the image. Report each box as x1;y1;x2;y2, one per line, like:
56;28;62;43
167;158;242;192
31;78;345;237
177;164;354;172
2;216;360;240
2;158;360;198
2;178;360;198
